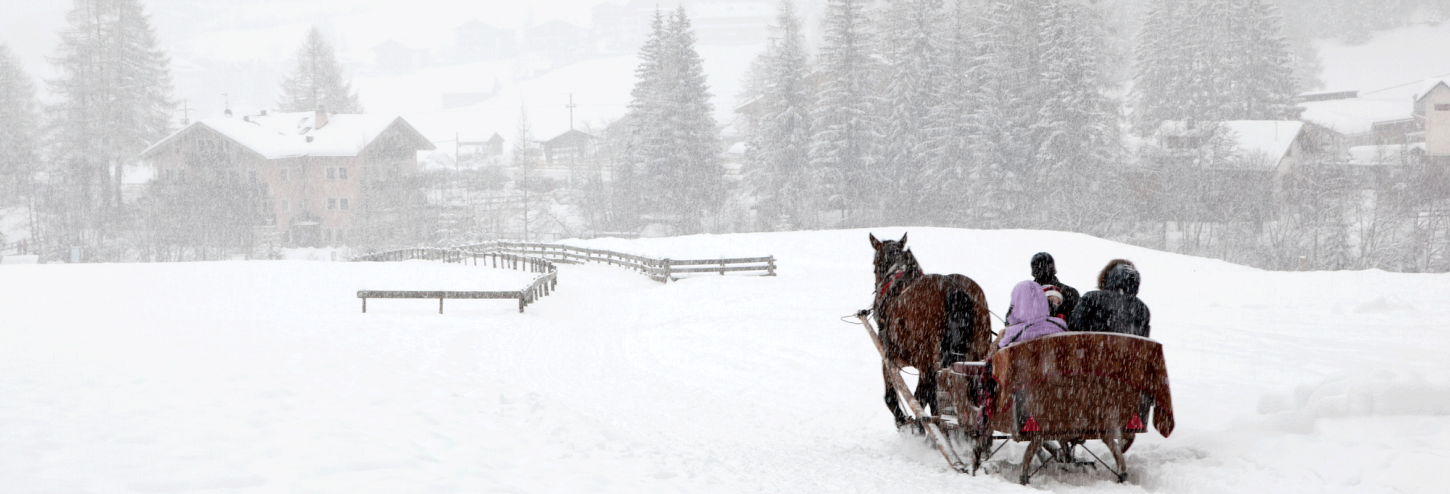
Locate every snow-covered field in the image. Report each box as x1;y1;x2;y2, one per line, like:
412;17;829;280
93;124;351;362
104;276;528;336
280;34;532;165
2;228;1448;493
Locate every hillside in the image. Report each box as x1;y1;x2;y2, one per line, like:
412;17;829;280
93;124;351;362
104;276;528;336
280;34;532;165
2;228;1446;492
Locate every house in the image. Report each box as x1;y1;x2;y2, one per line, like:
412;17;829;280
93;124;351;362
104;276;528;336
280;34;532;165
453;20;516;62
526;20;590;63
542;129;593;166
372;40;428;74
591;0;657;53
691;0;774;46
1142;120;1311;222
1413;78;1450;156
139;110;436;247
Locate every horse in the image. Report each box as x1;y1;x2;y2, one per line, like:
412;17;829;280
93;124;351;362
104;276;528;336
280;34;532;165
869;233;994;430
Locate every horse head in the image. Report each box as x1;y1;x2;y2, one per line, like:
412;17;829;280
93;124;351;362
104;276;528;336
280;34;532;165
869;232;908;287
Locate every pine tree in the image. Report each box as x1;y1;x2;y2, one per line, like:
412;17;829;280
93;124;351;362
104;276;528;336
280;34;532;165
743;0;814;231
656;7;724;232
617;9;669;228
278;27;363;113
620;7;724;233
0;43;39;204
1031;0;1120;231
968;0;1047;227
922;0;979;226
1131;0;1194;135
1227;0;1301;120
877;0;944;225
811;0;882;222
47;0;174;259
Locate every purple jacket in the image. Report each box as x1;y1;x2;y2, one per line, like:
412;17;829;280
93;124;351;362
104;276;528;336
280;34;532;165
999;280;1067;348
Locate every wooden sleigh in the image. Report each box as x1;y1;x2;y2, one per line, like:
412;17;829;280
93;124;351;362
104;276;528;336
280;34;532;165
856;313;1175;484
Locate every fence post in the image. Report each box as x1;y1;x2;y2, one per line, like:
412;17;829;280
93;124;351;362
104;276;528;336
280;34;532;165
767;256;776;276
662;258;671;283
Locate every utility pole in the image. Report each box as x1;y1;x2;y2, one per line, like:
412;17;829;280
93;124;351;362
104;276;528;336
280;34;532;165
180;99;191;126
567;93;576;131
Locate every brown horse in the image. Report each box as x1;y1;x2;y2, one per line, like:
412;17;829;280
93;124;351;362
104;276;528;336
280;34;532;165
870;233;993;429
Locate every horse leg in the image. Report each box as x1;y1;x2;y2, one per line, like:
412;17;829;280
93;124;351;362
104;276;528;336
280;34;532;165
883;365;909;428
915;367;939;417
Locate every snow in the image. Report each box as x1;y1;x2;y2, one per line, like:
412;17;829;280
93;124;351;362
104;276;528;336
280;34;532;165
1298;98;1410;136
1317;22;1450;103
1220;121;1304;167
143;112;417;160
3;228;1447;493
1349;142;1426;165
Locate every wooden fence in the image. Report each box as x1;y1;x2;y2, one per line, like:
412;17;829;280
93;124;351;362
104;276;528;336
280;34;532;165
451;241;776;283
352;247;558;313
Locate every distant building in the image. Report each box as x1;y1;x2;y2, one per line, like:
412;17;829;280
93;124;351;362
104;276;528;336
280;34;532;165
454;19;517;62
542;129;594;165
140;110;436;247
527;20;591;63
373;40;429;74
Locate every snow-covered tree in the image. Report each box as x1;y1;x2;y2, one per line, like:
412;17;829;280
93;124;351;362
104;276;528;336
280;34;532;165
621;7;724;233
1031;0;1120;232
921;0;979;226
810;0;882;222
0;43;39;204
278;27;362;114
877;0;944;225
743;0;815;231
1131;0;1194;135
46;0;174;258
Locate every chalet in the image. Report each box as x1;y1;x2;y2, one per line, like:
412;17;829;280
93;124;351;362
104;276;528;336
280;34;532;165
1143;120;1310;222
453;19;516;62
1414;79;1450;156
526;20;590;62
139;110;436;247
372;40;428;74
542;129;593;165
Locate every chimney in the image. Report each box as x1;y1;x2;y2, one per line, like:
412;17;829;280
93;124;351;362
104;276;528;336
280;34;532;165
260;109;267;116
315;105;328;130
224;109;233;118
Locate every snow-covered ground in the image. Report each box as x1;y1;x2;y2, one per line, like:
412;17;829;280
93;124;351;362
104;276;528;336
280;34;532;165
2;228;1448;493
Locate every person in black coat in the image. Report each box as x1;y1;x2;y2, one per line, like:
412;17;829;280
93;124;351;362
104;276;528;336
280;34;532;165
1069;259;1151;337
1031;252;1079;322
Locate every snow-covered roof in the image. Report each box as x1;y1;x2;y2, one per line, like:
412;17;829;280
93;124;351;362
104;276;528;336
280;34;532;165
1221;120;1304;165
142;112;434;160
1348;142;1425;165
1414;78;1450;102
1157;120;1304;169
1299;97;1410;135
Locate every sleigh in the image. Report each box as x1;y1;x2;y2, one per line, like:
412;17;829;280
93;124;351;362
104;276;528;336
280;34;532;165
856;313;1175;484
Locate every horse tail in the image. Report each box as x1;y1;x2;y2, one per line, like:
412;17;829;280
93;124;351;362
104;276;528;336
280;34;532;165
942;283;976;367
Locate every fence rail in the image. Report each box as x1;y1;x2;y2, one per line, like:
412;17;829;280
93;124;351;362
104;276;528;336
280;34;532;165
352;247;558;313
451;241;776;282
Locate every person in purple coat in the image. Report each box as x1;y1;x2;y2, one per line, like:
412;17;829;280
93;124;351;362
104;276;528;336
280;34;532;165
995;280;1068;350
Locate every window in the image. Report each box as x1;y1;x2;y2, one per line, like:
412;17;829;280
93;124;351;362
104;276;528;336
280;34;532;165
280;168;288;181
281;199;290;213
340;198;349;210
327;198;337;211
1437;103;1450;111
338;167;347;180
326;167;336;179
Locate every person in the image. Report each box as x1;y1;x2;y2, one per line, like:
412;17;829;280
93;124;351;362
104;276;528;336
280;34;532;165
1043;285;1067;320
1031;252;1079;322
994;280;1068;350
1069;259;1151;337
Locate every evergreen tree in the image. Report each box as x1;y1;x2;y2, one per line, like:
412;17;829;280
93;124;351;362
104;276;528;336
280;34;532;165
617;9;669;229
655;7;724;232
0;43;39;204
968;0;1046;226
278;27;363;113
47;0;174;259
877;0;944;225
811;0;882;222
743;0;814;231
923;0;979;226
1031;0;1120;231
1227;0;1301;120
1131;0;1194;135
620;7;723;233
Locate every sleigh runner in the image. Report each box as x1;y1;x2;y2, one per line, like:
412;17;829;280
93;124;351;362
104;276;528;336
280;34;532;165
856;312;1175;484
